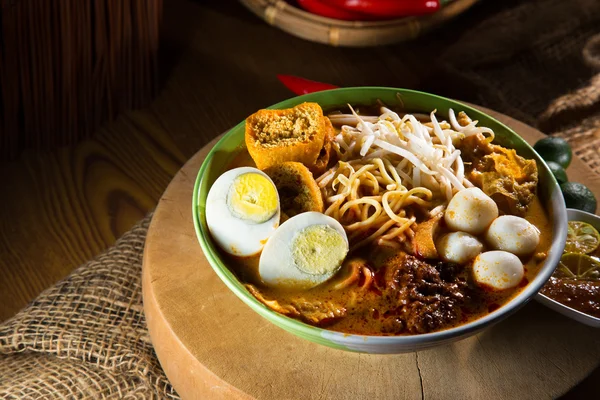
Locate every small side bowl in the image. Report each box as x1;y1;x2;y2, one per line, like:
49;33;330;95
193;87;568;353
535;208;600;328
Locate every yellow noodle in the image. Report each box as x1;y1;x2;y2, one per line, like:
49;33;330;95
382;191;411;224
324;197;345;220
350;174;362;199
363;171;380;194
349;179;362;215
350;218;400;251
340;198;383;230
372;158;395;185
319;143;438;249
347;164;375;192
384;158;404;186
361;202;371;221
381;217;416;240
376;239;402;249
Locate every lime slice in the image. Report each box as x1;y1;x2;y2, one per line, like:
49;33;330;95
565;221;600;254
554;252;600;280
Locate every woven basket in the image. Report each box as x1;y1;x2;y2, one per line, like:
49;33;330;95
240;0;479;47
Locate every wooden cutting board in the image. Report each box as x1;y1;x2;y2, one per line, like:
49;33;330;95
142;106;600;400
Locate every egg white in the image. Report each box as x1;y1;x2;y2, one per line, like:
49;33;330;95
259;212;349;289
205;167;280;257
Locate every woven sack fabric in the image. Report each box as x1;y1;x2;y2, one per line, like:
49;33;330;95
538;37;600;175
0;217;178;399
434;0;600;126
1;0;600;398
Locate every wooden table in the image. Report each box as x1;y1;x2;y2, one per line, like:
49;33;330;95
0;0;482;321
0;0;597;398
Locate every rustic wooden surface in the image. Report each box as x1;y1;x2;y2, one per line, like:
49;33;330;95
0;0;422;321
1;0;598;397
143;108;600;400
0;0;537;323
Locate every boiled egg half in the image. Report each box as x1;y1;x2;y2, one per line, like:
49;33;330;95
205;167;280;257
472;250;524;290
445;187;498;235
259;212;349;290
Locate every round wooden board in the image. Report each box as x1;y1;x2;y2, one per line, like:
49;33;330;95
143;106;600;400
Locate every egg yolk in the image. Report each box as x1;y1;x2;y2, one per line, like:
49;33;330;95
227;173;278;223
291;225;347;275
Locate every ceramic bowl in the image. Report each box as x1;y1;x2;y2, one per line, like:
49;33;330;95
192;87;568;353
535;208;600;328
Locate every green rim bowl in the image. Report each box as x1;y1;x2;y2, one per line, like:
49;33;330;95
192;87;567;354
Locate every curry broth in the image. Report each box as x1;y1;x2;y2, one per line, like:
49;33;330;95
216;146;553;336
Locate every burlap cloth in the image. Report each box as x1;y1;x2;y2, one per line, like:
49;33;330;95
1;0;600;398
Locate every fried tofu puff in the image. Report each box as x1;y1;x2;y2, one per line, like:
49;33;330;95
264;161;324;222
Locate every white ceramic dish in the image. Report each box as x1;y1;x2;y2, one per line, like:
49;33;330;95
536;208;600;328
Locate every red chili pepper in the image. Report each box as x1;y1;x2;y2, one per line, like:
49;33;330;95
297;0;372;21
277;75;339;95
323;0;440;18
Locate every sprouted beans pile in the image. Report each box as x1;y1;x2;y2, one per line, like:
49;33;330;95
317;106;496;250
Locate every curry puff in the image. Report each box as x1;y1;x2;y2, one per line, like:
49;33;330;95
311;116;335;176
264;161;324;221
245;102;331;171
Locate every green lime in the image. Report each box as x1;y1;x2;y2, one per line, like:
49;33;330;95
565;221;600;254
554;252;600;280
546;161;568;184
534;137;573;168
560;182;597;214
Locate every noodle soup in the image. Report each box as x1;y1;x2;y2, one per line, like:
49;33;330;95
206;102;553;336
